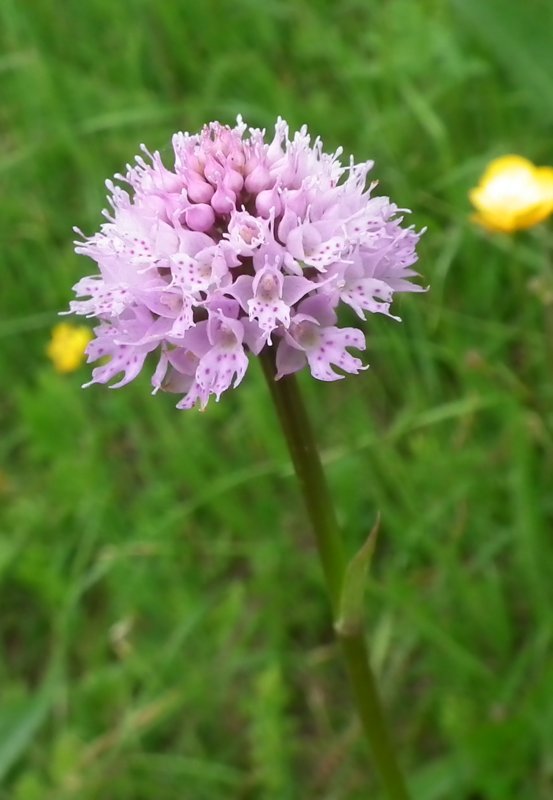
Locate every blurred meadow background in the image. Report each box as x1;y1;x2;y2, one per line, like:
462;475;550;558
2;0;553;798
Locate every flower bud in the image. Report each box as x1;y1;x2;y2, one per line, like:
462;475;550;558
184;203;215;232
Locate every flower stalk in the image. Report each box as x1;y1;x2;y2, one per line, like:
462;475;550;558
260;351;411;800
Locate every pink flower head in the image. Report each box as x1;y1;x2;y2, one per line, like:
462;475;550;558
68;117;425;409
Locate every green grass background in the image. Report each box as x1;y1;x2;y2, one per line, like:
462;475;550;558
2;0;553;798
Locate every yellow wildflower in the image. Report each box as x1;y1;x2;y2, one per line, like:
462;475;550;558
47;322;92;373
470;155;553;233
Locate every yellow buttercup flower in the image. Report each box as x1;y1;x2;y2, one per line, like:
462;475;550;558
47;322;92;373
470;155;553;233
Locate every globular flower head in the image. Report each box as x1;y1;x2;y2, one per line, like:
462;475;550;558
470;155;553;234
68;117;424;409
47;322;92;373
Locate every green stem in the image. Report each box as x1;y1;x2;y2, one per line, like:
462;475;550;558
260;352;410;800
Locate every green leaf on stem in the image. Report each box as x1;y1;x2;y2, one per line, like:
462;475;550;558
335;515;380;638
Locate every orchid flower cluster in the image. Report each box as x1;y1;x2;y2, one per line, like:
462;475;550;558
69;117;424;409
